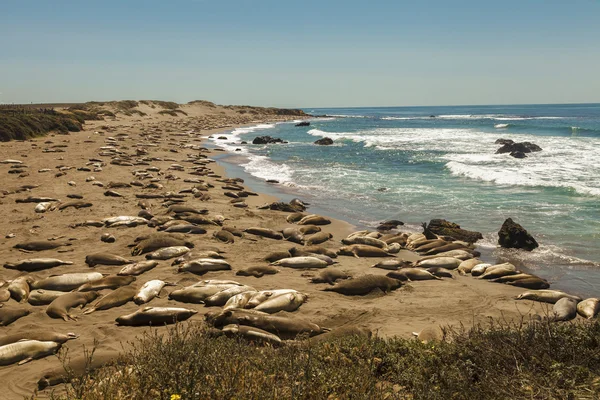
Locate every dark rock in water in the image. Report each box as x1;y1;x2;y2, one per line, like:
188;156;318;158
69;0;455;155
429;115;436;118
510;151;527;159
295;121;311;127
377;187;389;192
498;218;539;251
495;138;514;145
217;136;227;140
314;137;334;145
427;219;483;243
377;220;404;231
252;136;287;145
266;179;279;184
496;141;542;154
240;141;247;145
235;148;241;152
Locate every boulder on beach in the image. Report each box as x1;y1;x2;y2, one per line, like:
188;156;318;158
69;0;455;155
314;137;334;145
377;220;404;231
295;121;310;127
252;136;287;145
426;219;483;243
495;140;542;155
498;218;539;251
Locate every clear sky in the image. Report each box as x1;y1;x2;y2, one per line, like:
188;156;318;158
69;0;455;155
1;0;599;107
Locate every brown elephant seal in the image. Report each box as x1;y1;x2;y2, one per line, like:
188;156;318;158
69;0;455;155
457;258;484;275
290;246;338;259
85;253;133;268
166;205;208;215
286;212;306;223
307;326;372;344
341;235;387;249
221;226;244;237
221;324;282;346
58;200;93;211
0;340;62;366
100;233;116;243
426;267;454;279
83;285;138;314
131;234;194;256
371;259;411;270
305;232;333;246
203;285;256;307
298;225;321;235
244;227;284;240
0;306;31;326
263;251;291;263
338;245;394;258
386;268;441;281
552;297;578;322
28;289;66;306
416;257;462;270
14;241;70;252
506;277;550;290
116;306;198;326
281;228;304;244
323;275;401;296
163;225;207;234
236;265;280;278
38;351;123;389
171;250;225;266
213;229;235;244
168;285;238;304
310;268;352;285
4;258;73;272
516;290;582;304
577;298;600;319
76;275;136;292
178;259;231;275
46;291;99;321
478;263;516;279
8;276;34;302
421;242;471;256
297;215;331;226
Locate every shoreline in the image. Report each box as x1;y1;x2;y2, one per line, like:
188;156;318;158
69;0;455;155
0;103;558;399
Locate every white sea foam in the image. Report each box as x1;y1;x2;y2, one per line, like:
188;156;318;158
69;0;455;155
494;123;509;128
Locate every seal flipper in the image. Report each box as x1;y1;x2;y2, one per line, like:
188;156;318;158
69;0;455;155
18;357;33;365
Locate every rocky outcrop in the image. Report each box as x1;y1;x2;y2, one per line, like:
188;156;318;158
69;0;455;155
510;151;527;159
295;121;310;127
498;218;539;251
258;201;305;212
377;220;404;231
426;219;483;243
495;139;542;155
252;136;287;145
314;137;334;145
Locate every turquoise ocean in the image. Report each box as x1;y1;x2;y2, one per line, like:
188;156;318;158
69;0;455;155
210;104;600;297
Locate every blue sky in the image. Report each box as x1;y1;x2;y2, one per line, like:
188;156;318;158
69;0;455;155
1;0;599;107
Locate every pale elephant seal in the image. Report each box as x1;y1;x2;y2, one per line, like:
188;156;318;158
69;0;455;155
418;250;473;261
245;290;299;309
0;307;31;326
0;331;78;347
479;263;516;279
236;265;280;278
297;215;331;226
28;289;66;306
0;288;10;303
370;259;410;270
457;258;484;275
386;268;441;281
506;277;550;290
324;275;401;296
416;257;462;270
471;263;492;277
46;291;99;321
85;253;133;268
413;326;444;344
263;251;291;263
134;280;170;304
223;291;259;310
131;234;193;256
271;256;328;269
0;340;62;366
116;306;198;326
204;285;256;307
146;246;191;260
516;290;582;304
83;285;138;314
117;260;159;276
577;298;600;319
290;246;337;259
310;268;351;285
305;232;333;246
552;297;578;322
168;285;238;304
172;250;225;266
8;276;34;302
338;245;394;258
244;227;284;240
254;292;307;313
38;351;122;389
4;258;73;272
221;324;282;346
76;275;136;292
178;258;231;275
32;272;104;292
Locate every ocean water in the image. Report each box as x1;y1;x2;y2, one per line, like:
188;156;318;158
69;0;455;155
210;104;600;297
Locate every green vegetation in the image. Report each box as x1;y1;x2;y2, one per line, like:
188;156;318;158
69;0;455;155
0;108;85;141
45;318;600;400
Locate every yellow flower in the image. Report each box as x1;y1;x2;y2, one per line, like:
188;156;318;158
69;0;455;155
171;395;182;400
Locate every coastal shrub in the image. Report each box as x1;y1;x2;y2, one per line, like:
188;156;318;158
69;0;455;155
158;109;188;117
42;317;600;400
0;112;83;141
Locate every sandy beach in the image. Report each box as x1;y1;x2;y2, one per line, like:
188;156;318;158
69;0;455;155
0;101;550;399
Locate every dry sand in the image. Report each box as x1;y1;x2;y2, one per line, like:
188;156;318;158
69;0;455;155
0;102;548;399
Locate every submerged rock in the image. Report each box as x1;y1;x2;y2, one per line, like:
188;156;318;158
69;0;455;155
498;218;539;251
426;219;483;243
496;140;542;154
510;151;527;158
314;137;334;145
252;136;287;145
295;121;311;127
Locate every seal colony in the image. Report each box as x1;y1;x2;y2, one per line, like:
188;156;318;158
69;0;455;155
0;100;593;399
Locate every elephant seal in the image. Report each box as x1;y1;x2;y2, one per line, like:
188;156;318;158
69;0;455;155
38;351;122;389
0;307;31;326
370;259;410;270
323;275;401;296
8;276;34;302
418;250;474;261
516;290;582;304
305;232;333;246
14;241;70;252
46;291;99;321
214;229;235;244
310;268;351;285
297;215;331;226
236;265;280;278
244;227;284;240
271;257;328;269
221;324;282;346
134;280;170;304
116;307;198;326
286;212;306;223
411;239;446;252
552;298;578;322
426;267;454;279
28;289;66;306
413;326;444;344
4;258;73;272
307;326;371;344
178;259;231;275
416;257;462;270
457;258;483;275
58;200;93;211
421;242;470;256
85;253;133;267
254;292;308;313
31;272;104;292
76;275;136;292
204;285;256;307
341;235;387;249
100;233;116;243
506;277;550;290
223;291;259;310
118;260;159;276
577;298;600;319
131;234;194;256
0;287;10;303
298;225;321;235
146;246;191;260
263;251;291;263
83;285;138;314
290;246;337;259
168;284;239;304
281;228;304;244
207;309;327;339
471;263;492;277
0;340;62;366
166;205;208;215
221;226;244;237
0;331;78;347
479;263;516;279
245;290;298;309
386;268;441;282
164;225;207;234
337;245;394;258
